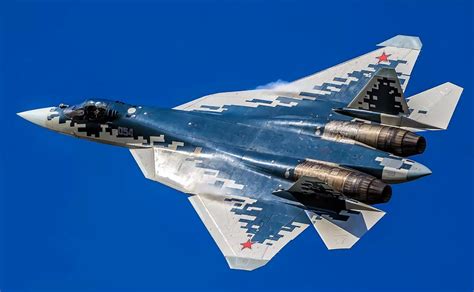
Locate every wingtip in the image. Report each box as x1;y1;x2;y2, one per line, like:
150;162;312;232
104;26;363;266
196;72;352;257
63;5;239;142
225;256;269;271
377;35;423;50
443;82;464;91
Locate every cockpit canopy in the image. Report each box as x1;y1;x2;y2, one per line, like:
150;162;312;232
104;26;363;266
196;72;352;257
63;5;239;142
62;100;119;122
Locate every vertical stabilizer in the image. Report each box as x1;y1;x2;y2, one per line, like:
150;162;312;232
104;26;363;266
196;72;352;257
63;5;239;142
347;67;409;115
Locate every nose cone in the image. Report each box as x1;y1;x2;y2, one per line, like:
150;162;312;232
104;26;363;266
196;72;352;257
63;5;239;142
407;162;432;181
17;107;55;128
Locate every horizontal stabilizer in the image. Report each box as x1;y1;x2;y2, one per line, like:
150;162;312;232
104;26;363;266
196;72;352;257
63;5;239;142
407;82;463;130
306;199;385;250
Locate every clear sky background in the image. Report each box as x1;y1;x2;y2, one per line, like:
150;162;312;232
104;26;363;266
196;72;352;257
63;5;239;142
0;0;472;291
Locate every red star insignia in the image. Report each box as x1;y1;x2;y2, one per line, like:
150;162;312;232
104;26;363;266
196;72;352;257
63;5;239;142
376;51;391;63
240;239;254;250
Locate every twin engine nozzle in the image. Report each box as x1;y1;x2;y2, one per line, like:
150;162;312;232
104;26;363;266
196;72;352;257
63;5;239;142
292;160;392;204
322;121;426;157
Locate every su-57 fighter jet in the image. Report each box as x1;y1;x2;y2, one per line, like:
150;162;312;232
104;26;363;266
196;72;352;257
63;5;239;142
18;35;462;271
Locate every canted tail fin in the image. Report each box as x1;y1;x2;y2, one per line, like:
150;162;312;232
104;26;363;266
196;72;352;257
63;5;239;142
407;83;463;130
347;67;409;116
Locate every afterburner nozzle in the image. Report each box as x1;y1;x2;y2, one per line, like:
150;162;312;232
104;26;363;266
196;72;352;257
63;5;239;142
322;121;427;157
400;132;426;156
293;160;392;204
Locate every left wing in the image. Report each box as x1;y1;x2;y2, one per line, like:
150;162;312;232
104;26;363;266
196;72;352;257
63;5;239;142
174;35;421;118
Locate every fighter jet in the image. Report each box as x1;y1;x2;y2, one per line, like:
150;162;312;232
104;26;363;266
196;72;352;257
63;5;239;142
18;35;462;271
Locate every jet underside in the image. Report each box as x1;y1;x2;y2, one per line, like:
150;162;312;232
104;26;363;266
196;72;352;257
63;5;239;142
18;35;463;271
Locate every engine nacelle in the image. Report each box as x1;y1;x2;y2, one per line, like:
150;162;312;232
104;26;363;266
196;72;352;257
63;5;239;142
322;121;426;157
293;160;391;204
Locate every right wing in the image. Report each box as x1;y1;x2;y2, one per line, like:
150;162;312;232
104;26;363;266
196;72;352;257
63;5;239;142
174;35;422;118
130;147;387;270
189;193;309;271
130;146;312;270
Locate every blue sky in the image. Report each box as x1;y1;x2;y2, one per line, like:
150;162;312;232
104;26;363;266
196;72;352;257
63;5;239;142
0;0;472;291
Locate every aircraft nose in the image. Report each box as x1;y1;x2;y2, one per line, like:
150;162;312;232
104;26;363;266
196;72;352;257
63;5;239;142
406;162;432;181
17;107;55;128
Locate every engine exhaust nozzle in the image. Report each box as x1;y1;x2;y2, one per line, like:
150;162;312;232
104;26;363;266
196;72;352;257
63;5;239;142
322;121;426;156
293;160;392;204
